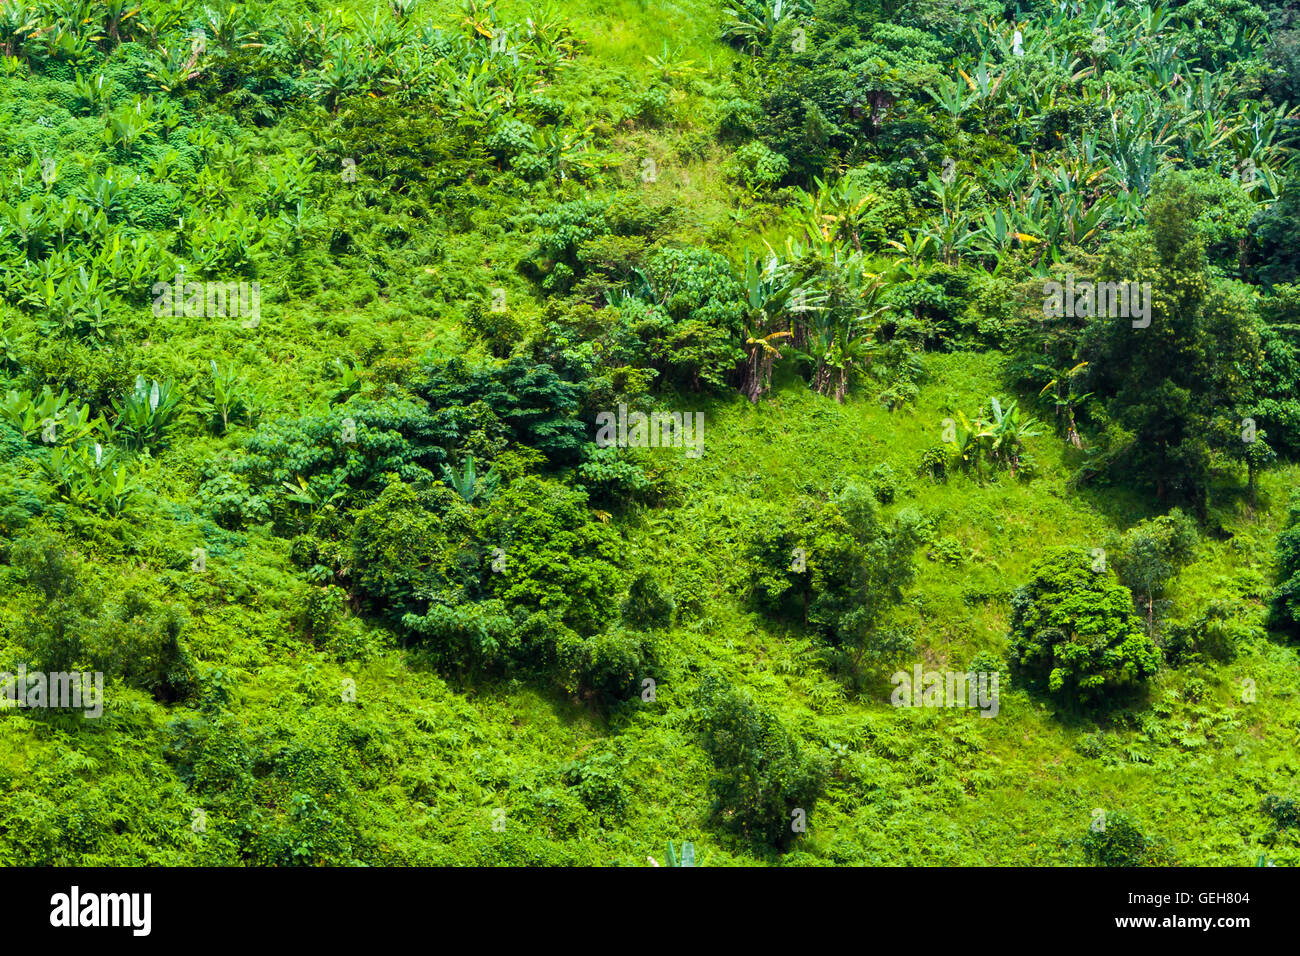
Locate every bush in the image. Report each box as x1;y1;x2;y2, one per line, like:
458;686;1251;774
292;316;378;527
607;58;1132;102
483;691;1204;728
233;397;455;512
476;476;621;635
867;462;899;503
554;626;653;705
621;572;674;630
696;677;826;849
415;358;586;466
1262;794;1300;835
1008;547;1160;708
6;526;197;704
1082;812;1177;866
1108;508;1198;635
728;140;791;192
562;749;628;818
1269;492;1300;637
1164;600;1252;664
350;483;476;623
747;484;922;679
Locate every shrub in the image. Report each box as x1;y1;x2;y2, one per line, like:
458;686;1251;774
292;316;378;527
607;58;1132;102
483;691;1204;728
349;483;476;623
727;140;790;193
1082;812;1177;866
1262;795;1300;837
554;626;653;705
6;526;197;703
747;484;922;679
1008;547;1160;708
1108;509;1198;636
111;375;182;450
233;397;453;511
561;749;628;818
416;358;586;466
696;677;826;849
1163;600;1252;664
621;572;674;630
476;476;621;635
867;461;899;503
1269;492;1300;637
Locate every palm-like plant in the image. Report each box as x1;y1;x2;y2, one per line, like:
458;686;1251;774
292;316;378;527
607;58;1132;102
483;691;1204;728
205;360;265;435
986;397;1042;476
0;384;101;443
0;0;39;58
111;375;182;450
440;455;500;503
100;0;138;47
927;73;976;125
791;263;887;401
645;41;698;82
739;247;810;403
719;0;809;55
945;397;1042;479
1034;360;1091;448
39;443;138;516
648;840;705;866
663;840;702;866
461;0;497;40
799;175;877;251
280;474;347;518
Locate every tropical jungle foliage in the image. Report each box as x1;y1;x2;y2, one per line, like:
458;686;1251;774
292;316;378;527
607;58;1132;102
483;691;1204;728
1;0;1299;866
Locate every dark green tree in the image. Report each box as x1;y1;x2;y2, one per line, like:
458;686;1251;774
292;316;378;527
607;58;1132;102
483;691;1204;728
1081;174;1262;518
1008;547;1161;708
696;677;827;850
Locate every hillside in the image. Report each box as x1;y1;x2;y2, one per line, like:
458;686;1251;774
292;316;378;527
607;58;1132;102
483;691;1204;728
2;0;1300;867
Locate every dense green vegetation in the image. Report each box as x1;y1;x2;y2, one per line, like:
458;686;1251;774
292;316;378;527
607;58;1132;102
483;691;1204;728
2;0;1300;866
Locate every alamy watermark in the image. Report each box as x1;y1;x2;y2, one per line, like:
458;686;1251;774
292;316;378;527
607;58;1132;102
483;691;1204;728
1;666;103;718
594;404;704;458
151;273;261;327
891;665;999;717
1043;276;1151;328
49;886;150;936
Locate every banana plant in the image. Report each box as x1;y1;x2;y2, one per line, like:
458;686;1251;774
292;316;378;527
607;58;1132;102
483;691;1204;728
102;100;156;156
957;57;1007;134
201;4;264;54
967;207;1040;274
528;125;598;184
330;359;364;405
1034;360;1091;448
987;396;1042;476
720;0;809;55
944;410;995;481
111;375;182;450
799;175;877;250
662;840;703;866
440;455;500;503
884;230;935;277
0;0;38;58
205;360;265;434
792;310;876;402
461;0;498;41
72;70;112;114
926;74;976;122
100;0;139;47
146;42;202;94
0;385;101;444
280;474;347;519
22;265;111;341
738;246;813;402
0;196;51;260
39;443;137;516
919;212;975;267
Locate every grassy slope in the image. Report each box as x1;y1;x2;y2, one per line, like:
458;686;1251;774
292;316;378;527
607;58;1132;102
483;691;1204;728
1;0;1298;867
